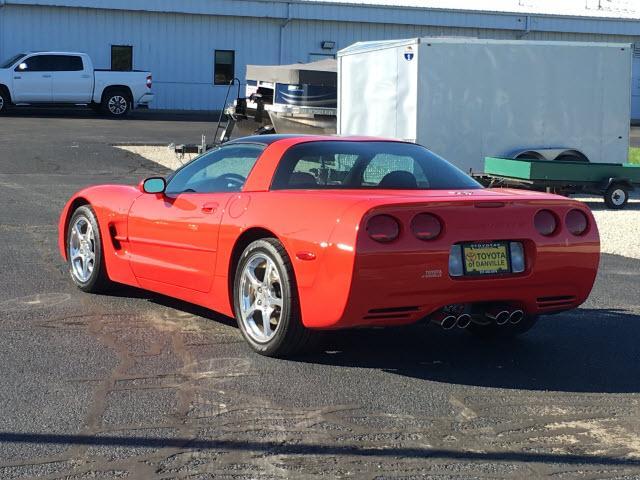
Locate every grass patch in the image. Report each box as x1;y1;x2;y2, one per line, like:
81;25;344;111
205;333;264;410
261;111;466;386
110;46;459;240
630;147;640;164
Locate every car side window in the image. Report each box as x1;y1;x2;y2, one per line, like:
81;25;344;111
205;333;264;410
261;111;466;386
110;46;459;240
16;55;53;72
165;144;264;194
363;154;430;188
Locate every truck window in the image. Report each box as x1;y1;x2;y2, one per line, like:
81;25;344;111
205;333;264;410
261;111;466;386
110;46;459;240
214;50;235;85
111;45;133;71
15;55;54;72
49;55;84;72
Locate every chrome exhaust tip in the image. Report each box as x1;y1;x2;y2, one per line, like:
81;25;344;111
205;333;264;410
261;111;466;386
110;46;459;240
456;313;472;329
431;312;457;330
486;307;511;326
509;310;524;324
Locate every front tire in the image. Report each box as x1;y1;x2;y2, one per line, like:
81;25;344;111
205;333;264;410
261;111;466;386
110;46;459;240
67;205;111;292
233;238;314;357
0;87;10;114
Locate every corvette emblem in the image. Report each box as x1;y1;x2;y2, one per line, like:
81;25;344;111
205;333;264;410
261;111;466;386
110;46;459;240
423;269;442;279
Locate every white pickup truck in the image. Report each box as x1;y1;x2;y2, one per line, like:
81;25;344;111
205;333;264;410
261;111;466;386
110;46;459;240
0;51;154;117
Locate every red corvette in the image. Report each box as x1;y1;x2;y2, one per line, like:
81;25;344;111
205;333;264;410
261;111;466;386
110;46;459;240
59;135;600;356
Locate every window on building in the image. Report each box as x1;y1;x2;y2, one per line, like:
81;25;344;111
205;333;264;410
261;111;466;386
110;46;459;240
111;45;133;71
214;50;235;85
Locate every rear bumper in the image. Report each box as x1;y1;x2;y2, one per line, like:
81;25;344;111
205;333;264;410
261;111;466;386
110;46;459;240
313;240;599;330
136;92;154;106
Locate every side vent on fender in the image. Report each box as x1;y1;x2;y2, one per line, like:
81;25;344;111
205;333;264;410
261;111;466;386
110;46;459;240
108;224;125;250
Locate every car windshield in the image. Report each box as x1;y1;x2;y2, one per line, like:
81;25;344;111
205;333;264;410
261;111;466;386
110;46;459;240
1;53;26;69
271;141;482;190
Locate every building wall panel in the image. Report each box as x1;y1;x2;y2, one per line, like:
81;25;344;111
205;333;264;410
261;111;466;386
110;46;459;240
1;3;639;118
0;5;283;110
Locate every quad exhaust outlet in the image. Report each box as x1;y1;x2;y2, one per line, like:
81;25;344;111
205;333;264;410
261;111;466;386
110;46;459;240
485;306;511;326
431;306;525;330
431;311;472;330
509;309;524;324
456;313;472;329
431;312;457;330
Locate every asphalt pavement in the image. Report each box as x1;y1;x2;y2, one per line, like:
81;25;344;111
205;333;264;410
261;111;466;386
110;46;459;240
1;108;639;479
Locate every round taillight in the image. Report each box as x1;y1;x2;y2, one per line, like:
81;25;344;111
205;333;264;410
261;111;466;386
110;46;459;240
565;209;589;236
411;213;442;240
366;215;400;243
534;209;558;236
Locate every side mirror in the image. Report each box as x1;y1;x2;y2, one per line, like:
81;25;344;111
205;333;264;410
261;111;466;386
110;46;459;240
141;177;166;194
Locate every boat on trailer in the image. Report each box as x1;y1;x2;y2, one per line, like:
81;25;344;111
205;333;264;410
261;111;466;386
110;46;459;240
244;58;337;135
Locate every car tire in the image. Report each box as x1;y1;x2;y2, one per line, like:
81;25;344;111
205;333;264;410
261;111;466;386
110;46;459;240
604;183;629;210
0;87;10;114
101;89;131;117
468;314;539;339
67;205;111;293
233;238;314;357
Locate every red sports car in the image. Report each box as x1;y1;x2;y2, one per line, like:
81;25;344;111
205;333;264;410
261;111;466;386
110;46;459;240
59;135;600;356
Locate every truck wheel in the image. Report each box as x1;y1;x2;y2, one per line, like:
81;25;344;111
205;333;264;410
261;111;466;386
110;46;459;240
0;87;10;114
233;238;315;357
604;184;629;210
102;89;131;117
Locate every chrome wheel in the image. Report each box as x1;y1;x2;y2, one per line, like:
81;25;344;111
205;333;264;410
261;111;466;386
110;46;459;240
108;95;128;115
69;216;96;283
238;253;284;343
0;95;4;111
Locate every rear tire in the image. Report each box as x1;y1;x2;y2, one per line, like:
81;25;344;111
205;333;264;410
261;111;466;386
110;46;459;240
101;89;131;117
468;315;539;339
604;184;629;210
233;238;314;357
67;205;111;293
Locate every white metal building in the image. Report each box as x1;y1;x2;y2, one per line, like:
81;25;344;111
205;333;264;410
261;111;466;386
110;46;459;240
1;0;640;119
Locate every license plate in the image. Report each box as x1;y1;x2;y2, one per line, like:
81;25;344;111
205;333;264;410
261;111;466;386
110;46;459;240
462;242;511;276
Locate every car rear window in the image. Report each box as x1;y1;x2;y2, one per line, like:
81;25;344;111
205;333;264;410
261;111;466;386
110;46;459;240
270;141;482;190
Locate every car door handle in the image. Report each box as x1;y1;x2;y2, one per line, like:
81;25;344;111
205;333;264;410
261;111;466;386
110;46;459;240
13;76;21;80
42;74;52;78
81;74;90;78
201;202;219;214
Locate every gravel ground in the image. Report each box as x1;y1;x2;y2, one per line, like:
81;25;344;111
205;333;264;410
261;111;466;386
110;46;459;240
573;196;640;260
115;145;197;170
116;145;640;260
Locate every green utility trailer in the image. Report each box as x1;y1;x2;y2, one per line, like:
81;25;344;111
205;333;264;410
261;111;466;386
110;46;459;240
478;157;640;209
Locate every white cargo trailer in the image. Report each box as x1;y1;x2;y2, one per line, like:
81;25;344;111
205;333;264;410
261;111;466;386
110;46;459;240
337;38;632;173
